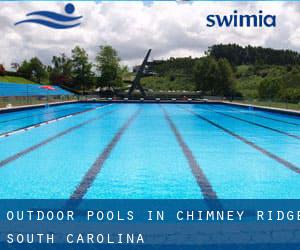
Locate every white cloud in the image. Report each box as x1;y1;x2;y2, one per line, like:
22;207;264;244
0;1;300;70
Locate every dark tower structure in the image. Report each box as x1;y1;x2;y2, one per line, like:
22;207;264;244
128;49;152;98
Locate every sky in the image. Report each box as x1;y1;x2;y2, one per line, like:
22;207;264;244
0;1;300;70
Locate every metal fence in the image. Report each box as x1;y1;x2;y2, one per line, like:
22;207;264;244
0;95;78;109
0;94;299;112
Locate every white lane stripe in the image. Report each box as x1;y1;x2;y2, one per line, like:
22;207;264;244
0;104;113;139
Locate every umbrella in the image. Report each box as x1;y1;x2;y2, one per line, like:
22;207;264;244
40;85;56;106
40;85;55;91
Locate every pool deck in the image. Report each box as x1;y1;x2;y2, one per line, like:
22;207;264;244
82;99;300;116
223;101;300;117
0;100;78;114
0;99;299;117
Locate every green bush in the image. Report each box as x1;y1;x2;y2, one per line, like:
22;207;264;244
258;78;283;99
169;75;176;82
193;57;235;96
279;88;300;102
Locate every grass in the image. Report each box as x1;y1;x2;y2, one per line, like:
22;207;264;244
0;76;37;84
235;100;300;111
141;75;195;91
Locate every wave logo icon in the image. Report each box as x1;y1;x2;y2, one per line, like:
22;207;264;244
15;3;82;29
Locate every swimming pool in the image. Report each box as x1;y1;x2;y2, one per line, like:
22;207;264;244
0;103;298;199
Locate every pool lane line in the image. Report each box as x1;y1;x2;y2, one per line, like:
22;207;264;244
70;108;141;200
213;105;300;126
251;113;300;126
202;106;300;140
179;106;300;174
0;104;112;139
0;104;92;124
0;104;106;138
0;108;116;168
160;105;218;200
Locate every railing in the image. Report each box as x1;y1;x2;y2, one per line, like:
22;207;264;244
0;95;78;109
1;93;299;112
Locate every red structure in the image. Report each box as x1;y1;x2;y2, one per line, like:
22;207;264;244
0;64;5;76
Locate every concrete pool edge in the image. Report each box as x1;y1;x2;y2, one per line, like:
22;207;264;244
0;100;79;114
81;100;300;117
0;99;299;117
222;101;300;117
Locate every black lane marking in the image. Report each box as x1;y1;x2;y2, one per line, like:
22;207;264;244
0;109;116;168
0;104;89;124
180;106;300;174
0;104;107;138
160;105;218;200
203;106;300;140
70;109;141;200
214;105;300;126
251;113;300;126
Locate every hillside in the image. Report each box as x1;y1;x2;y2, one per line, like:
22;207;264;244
141;45;300;105
143;57;197;91
0;76;37;84
235;64;300;102
141;76;195;91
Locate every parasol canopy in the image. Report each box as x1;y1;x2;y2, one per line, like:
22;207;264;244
40;85;55;91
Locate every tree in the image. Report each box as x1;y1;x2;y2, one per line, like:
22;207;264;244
49;54;73;85
215;58;235;96
208;44;300;66
18;60;31;79
193;57;218;93
71;46;94;91
0;64;5;76
280;88;300;102
258;78;283;99
193;57;235;96
29;57;47;83
95;45;122;88
18;58;47;83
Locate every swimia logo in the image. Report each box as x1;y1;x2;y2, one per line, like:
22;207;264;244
15;3;82;29
206;10;276;28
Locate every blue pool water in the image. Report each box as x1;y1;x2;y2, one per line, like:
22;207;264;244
0;103;103;136
0;103;298;199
